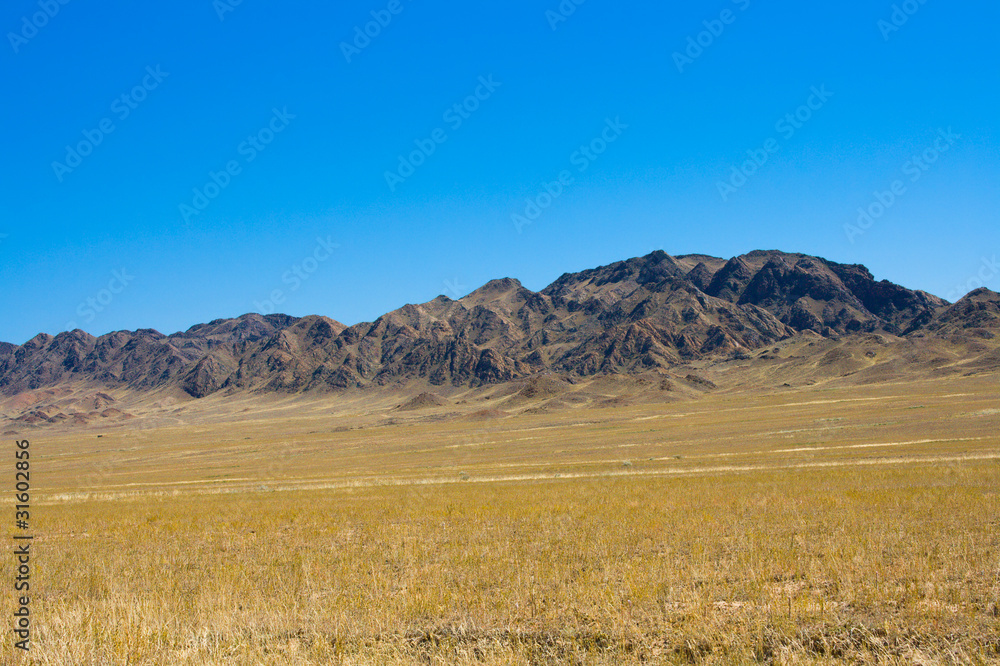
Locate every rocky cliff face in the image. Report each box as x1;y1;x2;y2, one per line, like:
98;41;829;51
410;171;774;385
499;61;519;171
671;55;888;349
0;251;989;399
0;314;295;395
915;288;1000;340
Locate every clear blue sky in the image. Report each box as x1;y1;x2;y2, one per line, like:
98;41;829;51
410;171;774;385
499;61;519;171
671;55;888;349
1;0;997;344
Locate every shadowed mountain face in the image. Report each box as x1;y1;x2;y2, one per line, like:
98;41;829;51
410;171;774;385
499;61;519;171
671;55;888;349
0;251;991;399
915;288;1000;339
0;314;298;397
0;342;17;365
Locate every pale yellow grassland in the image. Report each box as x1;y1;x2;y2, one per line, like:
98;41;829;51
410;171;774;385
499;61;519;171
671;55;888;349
3;374;999;664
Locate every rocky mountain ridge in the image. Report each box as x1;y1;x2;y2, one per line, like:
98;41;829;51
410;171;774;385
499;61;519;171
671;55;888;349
2;250;995;402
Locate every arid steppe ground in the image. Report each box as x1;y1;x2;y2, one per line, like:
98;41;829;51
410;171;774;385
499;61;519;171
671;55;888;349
4;373;999;664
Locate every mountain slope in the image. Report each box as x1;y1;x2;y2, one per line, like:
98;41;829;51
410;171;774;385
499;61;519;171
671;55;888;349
0;251;992;404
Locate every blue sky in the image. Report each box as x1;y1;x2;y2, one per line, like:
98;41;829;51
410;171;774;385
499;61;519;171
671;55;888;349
1;0;997;344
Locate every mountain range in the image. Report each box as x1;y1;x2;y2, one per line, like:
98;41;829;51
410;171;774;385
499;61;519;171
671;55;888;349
3;250;998;428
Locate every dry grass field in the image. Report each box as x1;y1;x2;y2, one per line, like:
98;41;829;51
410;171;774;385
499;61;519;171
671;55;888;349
4;374;999;664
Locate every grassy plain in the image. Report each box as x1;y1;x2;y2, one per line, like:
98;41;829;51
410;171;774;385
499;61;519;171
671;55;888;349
4;374;999;664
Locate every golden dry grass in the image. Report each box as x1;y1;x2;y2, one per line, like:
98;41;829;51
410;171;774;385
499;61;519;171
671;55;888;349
4;375;999;664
